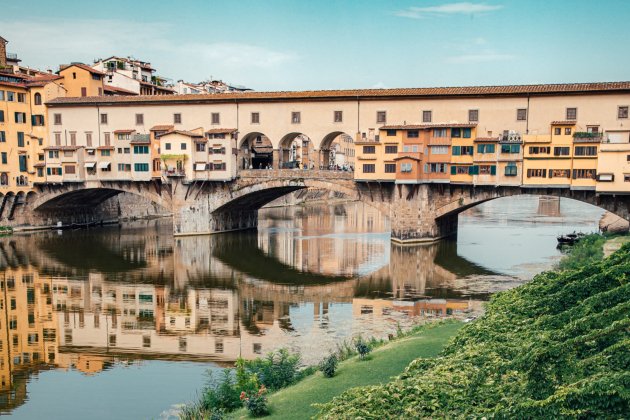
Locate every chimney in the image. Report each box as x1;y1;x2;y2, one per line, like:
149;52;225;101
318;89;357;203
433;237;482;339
0;36;7;68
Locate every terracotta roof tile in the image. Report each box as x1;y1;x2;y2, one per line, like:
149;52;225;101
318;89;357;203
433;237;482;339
97;145;115;150
161;129;204;138
205;128;237;134
43;146;81;151
113;129;136;134
474;137;500;142
33;162;46;168
150;125;174;131
59;63;105;76
104;85;138;95
381;123;477;130
45;81;630;106
551;120;577;125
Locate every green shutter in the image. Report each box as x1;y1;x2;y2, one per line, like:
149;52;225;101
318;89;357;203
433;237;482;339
47;168;51;175
452;146;461;156
511;144;520;153
487;144;495;153
490;165;496;175
477;144;484;153
463;128;471;138
451;165;457;175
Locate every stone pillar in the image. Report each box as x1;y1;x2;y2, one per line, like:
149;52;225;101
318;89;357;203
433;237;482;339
389;184;458;243
272;149;280;169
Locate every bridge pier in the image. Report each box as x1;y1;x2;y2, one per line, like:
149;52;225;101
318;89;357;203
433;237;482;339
390;184;459;244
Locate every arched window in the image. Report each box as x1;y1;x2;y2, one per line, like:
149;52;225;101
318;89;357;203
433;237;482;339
34;93;42;105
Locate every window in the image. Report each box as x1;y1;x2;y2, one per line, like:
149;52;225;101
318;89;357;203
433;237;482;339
516;108;527;121
452;146;461;156
134;163;149;172
211;112;220;124
165;143;171;150
100;149;111;156
479;165;496;175
461;146;473;156
117;164;131;172
385;129;396;137
7;91;14;101
104;132;111;146
363;164;375;173
117;133;130;140
407;130;419;138
48;150;59;159
1;153;6;164
196;143;206;152
65;165;76;174
251;112;260;124
70;132;76;146
529;146;550;154
0;131;4;143
100;113;108;124
86;132;92;147
572;169;595;179
428;163;447;173
565;127;572;135
81;87;87;97
463;128;472;138
501;144;521;154
400;162;412;173
212;162;226;171
291;112;301;124
136;114;144;125
431;145;448;154
133;145;149;154
17;132;24;147
181;142;187;150
554;147;570;156
574;146;597;156
363;145;375;154
0;110;3;122
34;93;42;105
17;93;26;103
174;113;182;124
422;110;432;123
54;113;62;125
477;144;495;154
0;90;4;100
32;115;44;126
334;111;343;122
384;163;396;173
505;163;517;176
526;169;546;178
624;174;630;182
554;127;561;135
618;106;629;119
385;145;398;153
586;126;599;134
549;169;570;178
433;128;447;137
47;167;62;176
468;109;479;122
376;111;386;123
14;112;26;123
566;107;577;120
451;128;461;138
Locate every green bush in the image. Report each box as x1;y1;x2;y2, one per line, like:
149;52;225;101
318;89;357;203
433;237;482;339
318;244;630;418
355;339;371;360
319;354;338;378
240;386;269;417
243;348;301;391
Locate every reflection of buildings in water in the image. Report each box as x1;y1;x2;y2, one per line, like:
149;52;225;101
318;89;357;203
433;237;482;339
537;196;561;217
352;298;481;318
258;203;389;277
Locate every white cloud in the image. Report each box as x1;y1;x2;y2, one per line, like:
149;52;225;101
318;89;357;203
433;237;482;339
371;81;388;89
394;2;503;19
446;52;515;63
0;18;298;87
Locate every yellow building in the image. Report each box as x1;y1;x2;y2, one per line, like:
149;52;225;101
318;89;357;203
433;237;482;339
57;64;105;97
354;128;399;182
449;126;477;184
523;121;573;187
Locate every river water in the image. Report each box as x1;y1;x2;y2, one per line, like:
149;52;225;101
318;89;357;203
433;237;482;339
0;196;603;419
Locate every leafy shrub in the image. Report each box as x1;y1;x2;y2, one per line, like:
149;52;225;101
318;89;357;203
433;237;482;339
319;354;338;378
244;348;301;390
240;386;269;417
355;339;371;360
318;244;630;418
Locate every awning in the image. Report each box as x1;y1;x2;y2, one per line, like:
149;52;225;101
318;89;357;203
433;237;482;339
84;162;96;169
195;163;207;171
98;162;111;169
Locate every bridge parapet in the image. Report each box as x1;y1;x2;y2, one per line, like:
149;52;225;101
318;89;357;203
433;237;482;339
239;169;354;180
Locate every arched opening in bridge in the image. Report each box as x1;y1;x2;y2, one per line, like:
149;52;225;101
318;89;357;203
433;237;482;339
278;133;315;169
238;132;273;170
320;131;355;171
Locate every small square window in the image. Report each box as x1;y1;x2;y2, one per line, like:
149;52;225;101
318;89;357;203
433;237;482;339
376;111;386;123
618;106;629;119
100;113;108;124
468;109;479;122
251;112;260;124
516;108;527;121
291;112;301;124
422;110;432;123
211;112;220;124
334;110;343;122
135;114;143;125
566;107;577;120
554;127;561;135
565;127;572;135
174;113;182;124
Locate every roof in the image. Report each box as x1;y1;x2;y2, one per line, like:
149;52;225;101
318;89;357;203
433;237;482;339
150;125;174;131
393;155;422;161
474;137;500;142
45;81;630;106
160;130;204;138
381;123;477;130
104;85;138;95
97;145;115;150
113;129;136;134
33;162;46;168
205;128;237;135
551;120;577;125
26;74;64;87
130;137;151;145
58;63;105;76
43;146;81;151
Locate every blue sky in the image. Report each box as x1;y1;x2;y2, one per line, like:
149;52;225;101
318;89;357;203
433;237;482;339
1;0;629;90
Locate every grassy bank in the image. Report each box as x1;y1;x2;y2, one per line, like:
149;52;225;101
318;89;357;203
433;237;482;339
318;243;630;418
229;321;462;419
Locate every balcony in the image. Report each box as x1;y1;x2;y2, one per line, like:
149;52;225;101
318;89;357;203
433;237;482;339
500;132;523;143
428;136;451;146
163;169;185;177
6;53;18;60
131;134;151;144
573;132;603;143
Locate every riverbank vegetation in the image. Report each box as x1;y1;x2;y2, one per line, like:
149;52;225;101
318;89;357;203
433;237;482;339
317;243;630;418
0;226;13;237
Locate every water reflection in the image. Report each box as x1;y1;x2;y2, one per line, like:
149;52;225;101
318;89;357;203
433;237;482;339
0;198;603;418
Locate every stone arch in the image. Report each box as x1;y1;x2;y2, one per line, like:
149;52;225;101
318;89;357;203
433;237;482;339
238;131;273;170
320;131;355;170
278;132;315;169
